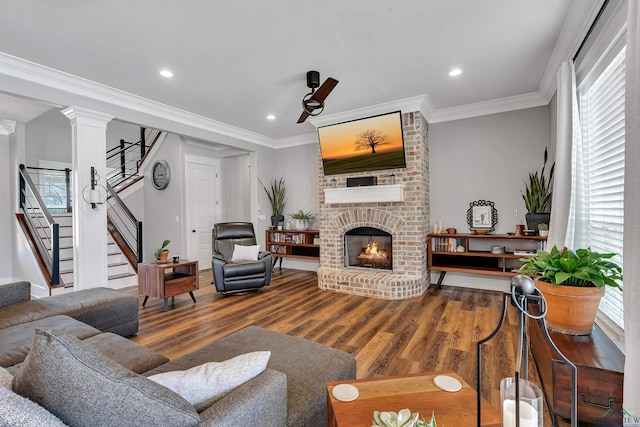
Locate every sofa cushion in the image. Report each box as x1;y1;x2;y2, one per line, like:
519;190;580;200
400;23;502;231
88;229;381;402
0;281;31;308
81;332;169;373
12;328;199;427
0;386;67;427
0;288;138;337
0;366;11;389
0;314;101;368
149;351;270;411
145;326;356;427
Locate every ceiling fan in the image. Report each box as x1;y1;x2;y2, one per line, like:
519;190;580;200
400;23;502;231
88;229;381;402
297;70;339;124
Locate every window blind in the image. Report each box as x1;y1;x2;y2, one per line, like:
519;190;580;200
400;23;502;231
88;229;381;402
579;45;626;329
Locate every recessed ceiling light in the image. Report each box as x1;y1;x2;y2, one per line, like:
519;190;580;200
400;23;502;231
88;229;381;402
266;114;276;120
449;68;462;77
159;69;174;78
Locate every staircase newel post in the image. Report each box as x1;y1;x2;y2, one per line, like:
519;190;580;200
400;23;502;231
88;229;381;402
120;139;126;178
140;127;146;159
19;164;26;210
137;221;143;263
65;168;72;213
51;223;60;286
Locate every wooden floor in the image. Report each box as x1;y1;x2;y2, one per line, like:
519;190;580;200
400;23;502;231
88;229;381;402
129;268;552;425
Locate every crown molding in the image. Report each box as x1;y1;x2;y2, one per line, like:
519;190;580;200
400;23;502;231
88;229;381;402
0;52;279;149
308;94;430;128
0;119;16;135
275;132;318;149
538;0;605;102
428;92;548;123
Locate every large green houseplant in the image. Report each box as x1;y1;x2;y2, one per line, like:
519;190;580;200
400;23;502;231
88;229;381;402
517;245;622;334
260;177;287;228
521;148;554;233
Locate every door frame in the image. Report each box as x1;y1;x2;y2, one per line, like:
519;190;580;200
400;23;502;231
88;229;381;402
183;154;221;264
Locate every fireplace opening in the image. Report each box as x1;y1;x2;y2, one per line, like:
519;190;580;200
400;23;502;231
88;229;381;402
344;227;392;270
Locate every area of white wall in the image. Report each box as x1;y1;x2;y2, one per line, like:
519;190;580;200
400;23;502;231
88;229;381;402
106;120;143;151
25;109;71;165
429;106;551;291
221;153;251;222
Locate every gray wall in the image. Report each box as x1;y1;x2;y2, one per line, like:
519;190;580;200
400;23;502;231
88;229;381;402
25;109;71;165
0;134;12;281
221;153;251;222
429;106;551;290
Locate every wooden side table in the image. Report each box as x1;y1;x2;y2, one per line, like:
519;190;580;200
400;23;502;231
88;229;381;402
327;371;501;427
138;260;199;311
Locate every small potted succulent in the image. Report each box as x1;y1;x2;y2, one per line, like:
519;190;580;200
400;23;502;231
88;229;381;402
517;245;622;334
290;209;315;230
372;409;437;427
155;240;170;263
537;223;549;238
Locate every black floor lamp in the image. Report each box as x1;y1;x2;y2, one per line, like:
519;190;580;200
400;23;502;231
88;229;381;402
476;275;578;427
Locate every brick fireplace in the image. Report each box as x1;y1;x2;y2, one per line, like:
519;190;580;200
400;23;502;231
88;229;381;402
317;111;430;299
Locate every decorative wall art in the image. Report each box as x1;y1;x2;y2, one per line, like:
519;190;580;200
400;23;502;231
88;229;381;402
467;200;498;233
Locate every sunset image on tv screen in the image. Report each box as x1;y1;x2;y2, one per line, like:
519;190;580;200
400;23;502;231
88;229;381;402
318;111;406;175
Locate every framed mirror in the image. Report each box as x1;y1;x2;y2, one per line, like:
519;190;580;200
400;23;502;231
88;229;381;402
466;200;498;233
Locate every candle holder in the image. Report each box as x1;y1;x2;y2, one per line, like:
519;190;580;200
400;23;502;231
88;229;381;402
476;275;578;427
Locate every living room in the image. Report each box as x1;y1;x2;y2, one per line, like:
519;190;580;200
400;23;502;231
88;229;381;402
1;1;639;425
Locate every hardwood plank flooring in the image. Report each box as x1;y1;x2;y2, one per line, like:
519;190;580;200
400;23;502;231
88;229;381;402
129;268;553;425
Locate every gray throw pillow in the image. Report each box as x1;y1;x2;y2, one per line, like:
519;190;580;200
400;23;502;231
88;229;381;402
12;328;199;427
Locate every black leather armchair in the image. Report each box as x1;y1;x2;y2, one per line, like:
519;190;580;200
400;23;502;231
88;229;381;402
211;222;273;295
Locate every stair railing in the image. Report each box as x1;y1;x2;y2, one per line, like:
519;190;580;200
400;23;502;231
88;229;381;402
106;182;143;264
18;164;61;285
106;127;162;189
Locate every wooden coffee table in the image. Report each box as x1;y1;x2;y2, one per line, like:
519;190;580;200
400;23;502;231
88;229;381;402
138;260;199;311
327;371;501;427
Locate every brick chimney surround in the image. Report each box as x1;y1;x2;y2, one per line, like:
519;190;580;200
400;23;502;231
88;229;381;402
317;111;430;300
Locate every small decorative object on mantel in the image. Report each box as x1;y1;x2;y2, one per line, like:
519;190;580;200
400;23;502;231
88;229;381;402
372;409;437;427
466;200;498;233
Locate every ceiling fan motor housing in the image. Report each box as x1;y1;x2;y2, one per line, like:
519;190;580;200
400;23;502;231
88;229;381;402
306;70;320;89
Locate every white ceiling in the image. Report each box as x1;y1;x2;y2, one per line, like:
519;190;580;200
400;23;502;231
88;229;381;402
0;0;600;144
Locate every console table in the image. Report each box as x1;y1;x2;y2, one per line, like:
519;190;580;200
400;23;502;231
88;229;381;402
138;260;199;311
427;233;546;287
266;229;319;270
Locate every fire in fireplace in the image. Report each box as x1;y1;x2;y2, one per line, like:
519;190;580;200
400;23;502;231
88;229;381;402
344;227;392;270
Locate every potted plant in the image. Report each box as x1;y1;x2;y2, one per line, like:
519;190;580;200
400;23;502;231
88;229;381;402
290;209;315;230
260;177;286;228
155;240;170;263
521;148;554;232
517;245;622;335
537;223;549;238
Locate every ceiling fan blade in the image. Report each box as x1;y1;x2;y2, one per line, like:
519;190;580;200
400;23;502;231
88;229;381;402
297;110;311;124
309;78;338;103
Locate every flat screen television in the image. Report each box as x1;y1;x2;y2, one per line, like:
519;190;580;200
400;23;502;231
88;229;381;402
317;111;406;176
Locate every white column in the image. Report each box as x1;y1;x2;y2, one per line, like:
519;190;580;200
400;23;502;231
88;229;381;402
0;121;17;281
62;107;113;290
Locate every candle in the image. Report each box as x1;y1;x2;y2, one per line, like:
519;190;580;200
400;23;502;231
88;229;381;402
502;399;538;427
89;189;100;204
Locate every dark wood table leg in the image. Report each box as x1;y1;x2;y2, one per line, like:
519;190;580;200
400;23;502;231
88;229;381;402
435;271;446;289
163;298;169;312
278;257;283;271
189;291;196;303
142;295;149;307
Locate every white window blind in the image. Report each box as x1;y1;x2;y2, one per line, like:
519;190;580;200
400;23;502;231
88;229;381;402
579;45;626;329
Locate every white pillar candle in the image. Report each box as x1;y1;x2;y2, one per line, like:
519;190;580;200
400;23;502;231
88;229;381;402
89;189;101;204
502;399;538;427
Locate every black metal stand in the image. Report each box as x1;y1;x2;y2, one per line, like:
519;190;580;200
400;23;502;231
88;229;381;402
476;276;578;427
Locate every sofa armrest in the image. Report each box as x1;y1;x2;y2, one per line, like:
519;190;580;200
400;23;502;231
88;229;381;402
0;281;31;308
197;369;287;427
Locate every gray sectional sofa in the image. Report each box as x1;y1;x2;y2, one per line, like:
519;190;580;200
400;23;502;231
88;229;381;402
0;281;357;426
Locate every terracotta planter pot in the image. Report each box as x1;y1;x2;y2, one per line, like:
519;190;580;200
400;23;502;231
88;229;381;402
536;280;605;335
158;249;169;263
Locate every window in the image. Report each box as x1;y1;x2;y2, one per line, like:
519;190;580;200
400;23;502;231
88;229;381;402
578;45;626;330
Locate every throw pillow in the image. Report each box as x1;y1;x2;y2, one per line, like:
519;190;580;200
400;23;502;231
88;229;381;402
231;244;261;261
0;366;12;389
148;351;271;412
12;328;199;427
0;386;67;427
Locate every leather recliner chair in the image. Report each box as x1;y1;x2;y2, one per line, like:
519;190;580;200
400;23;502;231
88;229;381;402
211;222;273;295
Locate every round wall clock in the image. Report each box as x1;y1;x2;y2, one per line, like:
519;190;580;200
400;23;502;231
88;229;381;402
152;160;171;190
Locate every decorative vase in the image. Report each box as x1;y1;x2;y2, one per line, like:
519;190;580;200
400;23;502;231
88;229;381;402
536;280;605;335
525;213;550;234
294;220;307;230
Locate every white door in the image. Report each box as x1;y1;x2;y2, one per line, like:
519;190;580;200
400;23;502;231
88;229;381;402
185;156;220;270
